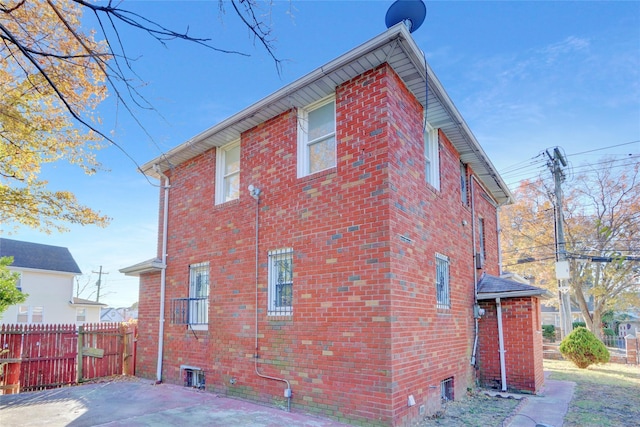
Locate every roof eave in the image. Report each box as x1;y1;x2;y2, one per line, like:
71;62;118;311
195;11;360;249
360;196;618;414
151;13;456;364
141;23;513;205
119;258;165;277
478;290;554;300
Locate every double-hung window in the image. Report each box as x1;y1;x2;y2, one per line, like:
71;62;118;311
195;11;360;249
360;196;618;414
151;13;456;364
424;124;440;189
189;262;209;325
216;141;240;204
17;305;43;323
478;217;486;266
460;162;469;205
297;97;336;177
268;249;293;315
435;253;450;309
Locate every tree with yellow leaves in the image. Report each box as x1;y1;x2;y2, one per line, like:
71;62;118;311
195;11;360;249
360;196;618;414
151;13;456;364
1;0;277;233
501;157;640;339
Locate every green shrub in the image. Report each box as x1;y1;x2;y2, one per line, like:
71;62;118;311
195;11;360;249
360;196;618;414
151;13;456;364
542;325;556;341
603;328;615;337
572;321;586;329
559;326;610;369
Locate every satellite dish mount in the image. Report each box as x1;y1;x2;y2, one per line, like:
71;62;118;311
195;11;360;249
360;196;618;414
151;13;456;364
385;0;427;33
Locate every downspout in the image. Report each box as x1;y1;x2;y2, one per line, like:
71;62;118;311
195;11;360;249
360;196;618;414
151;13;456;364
496;297;507;391
249;186;292;412
153;164;170;384
470;175;479;366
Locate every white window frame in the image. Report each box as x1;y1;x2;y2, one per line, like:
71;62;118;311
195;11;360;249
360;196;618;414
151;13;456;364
189;262;209;329
435;253;450;309
424;124;440;190
215;140;240;205
297;96;336;178
268;248;293;316
17;305;44;323
76;307;87;323
460;162;469;205
478;217;486;265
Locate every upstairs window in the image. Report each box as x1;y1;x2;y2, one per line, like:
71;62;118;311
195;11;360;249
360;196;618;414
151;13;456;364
424;124;440;190
435;253;450;309
268;248;293;316
460;162;469;205
478;217;486;265
297;97;336;177
216;141;240;204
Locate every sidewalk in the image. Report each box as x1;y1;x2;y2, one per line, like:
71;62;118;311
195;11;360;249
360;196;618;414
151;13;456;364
502;372;576;427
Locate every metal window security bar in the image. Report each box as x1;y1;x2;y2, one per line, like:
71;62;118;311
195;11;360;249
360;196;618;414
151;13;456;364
171;297;209;325
182;365;205;389
436;253;450;309
441;377;454;401
268;248;293;315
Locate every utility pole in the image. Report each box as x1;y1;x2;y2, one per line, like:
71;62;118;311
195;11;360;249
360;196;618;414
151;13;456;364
92;266;109;303
546;148;573;339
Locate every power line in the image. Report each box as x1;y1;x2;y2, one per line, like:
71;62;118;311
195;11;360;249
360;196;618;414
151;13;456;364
567;140;640;157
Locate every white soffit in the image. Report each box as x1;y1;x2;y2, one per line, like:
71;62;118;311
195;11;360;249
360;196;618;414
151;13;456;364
141;23;513;205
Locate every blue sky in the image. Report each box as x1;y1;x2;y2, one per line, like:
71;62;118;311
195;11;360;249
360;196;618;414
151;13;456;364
3;1;639;308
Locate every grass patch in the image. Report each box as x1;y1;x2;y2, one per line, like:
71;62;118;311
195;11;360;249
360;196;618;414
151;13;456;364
545;359;640;427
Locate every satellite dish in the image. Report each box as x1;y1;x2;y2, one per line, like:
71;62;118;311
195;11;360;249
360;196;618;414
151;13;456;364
385;0;426;33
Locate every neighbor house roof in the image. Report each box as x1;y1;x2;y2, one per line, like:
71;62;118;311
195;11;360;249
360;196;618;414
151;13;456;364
141;23;513;206
0;238;82;274
72;297;107;306
477;273;553;300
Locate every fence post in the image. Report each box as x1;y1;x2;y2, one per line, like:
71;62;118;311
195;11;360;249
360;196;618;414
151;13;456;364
625;335;638;365
76;325;84;383
625;334;637;364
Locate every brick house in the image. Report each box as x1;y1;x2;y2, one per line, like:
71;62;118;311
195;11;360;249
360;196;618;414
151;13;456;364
122;24;545;426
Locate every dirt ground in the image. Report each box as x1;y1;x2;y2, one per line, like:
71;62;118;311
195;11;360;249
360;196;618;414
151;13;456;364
417;390;522;427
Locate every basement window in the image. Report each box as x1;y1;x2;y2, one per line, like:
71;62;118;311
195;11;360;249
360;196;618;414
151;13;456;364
182;365;205;390
441;377;454;402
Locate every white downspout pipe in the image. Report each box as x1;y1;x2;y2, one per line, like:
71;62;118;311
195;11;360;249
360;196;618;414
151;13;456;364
496;297;507;392
470;175;479;366
154;164;170;383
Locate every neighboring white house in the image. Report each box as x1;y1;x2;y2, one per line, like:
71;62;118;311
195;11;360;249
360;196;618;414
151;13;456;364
0;238;104;325
100;307;138;323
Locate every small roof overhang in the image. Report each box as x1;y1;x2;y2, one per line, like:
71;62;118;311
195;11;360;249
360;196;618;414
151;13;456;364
119;258;165;277
141;23;513;206
477;273;554;300
71;297;107;306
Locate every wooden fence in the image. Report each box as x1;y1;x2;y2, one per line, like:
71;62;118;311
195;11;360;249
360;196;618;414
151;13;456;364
0;322;136;394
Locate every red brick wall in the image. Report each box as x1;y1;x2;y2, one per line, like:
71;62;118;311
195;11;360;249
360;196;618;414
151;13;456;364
136;63;503;426
477;297;544;393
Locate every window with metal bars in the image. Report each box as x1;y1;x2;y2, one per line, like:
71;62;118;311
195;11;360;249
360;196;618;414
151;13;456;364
441;377;454;401
171;262;209;326
268;248;293;316
435;253;450;309
183;367;205;389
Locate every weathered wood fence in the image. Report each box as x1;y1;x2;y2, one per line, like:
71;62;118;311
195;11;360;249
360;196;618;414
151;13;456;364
0;322;136;395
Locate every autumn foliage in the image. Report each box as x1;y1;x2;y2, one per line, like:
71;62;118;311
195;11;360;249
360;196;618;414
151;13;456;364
1;0;110;232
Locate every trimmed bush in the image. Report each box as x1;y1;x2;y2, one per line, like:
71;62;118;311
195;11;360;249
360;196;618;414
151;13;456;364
542;324;556;341
572;321;586;329
559;326;610;369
